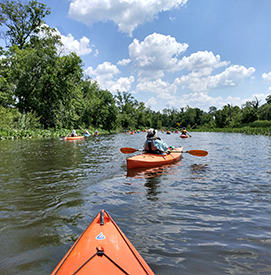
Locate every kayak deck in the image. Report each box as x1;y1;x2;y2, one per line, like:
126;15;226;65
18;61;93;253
127;147;183;169
51;210;154;275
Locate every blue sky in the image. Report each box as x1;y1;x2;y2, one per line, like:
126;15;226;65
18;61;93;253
28;1;271;111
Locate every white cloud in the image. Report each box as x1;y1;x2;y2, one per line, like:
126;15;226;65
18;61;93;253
242;93;269;105
94;61;120;76
146;97;158;109
208;65;255;88
164;92;244;112
69;0;188;36
60;34;93;55
178;50;229;74
262;71;271;81
38;24;93;56
84;61;134;92
129;33;188;79
94;49;99;57
117;59;131;66
109;76;135;93
174;65;255;92
136;78;177;100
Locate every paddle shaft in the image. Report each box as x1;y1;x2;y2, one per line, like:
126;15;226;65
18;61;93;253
120;147;208;157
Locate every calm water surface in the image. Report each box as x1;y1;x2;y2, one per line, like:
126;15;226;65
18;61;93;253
0;132;270;274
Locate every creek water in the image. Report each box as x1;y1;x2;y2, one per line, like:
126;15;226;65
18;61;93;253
0;132;270;275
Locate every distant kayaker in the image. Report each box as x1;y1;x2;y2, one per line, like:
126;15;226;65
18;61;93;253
94;130;98;136
144;128;169;154
70;130;77;137
181;127;188;135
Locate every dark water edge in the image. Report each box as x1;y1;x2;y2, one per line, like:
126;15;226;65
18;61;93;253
0;132;270;275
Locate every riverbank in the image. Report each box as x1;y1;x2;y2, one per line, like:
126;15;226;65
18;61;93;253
0;128;112;140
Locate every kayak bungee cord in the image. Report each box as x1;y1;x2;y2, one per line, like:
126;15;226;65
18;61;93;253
52;210;153;275
71;210;152;275
71;247;130;275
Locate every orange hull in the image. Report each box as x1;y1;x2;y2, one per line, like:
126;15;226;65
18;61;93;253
63;136;84;140
127;147;183;169
51;210;155;275
180;134;188;138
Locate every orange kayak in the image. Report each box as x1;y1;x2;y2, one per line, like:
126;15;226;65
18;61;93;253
180;134;188;138
51;210;155;275
127;147;183;169
63;136;84;140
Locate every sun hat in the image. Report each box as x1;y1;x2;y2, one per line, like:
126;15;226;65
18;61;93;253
146;128;158;139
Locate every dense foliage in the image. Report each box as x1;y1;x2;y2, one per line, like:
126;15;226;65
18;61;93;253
0;1;271;137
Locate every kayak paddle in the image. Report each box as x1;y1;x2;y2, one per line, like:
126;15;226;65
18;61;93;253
120;147;208;157
120;147;143;154
171;149;207;157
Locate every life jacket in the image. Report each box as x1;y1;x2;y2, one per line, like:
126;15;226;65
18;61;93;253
144;139;161;153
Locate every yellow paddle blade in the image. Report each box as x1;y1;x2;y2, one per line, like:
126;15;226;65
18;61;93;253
186;150;208;157
120;147;138;154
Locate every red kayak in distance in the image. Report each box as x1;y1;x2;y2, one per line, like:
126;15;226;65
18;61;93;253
62;136;84;140
51;210;155;275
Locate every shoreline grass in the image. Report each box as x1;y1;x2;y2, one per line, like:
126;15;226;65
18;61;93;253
191;127;271;136
0;128;112;140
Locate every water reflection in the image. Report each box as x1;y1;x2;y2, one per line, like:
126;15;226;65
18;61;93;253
126;163;184;201
189;163;208;180
126;166;165;178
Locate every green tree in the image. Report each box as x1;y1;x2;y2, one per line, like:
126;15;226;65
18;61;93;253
258;95;271;121
115;91;138;129
0;55;16;107
241;101;259;124
266;95;271;104
4;27;83;128
0;0;50;49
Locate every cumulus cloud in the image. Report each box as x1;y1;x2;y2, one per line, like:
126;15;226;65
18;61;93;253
85;61;120;81
38;24;93;56
109;76;135;93
262;71;271;81
174;65;255;92
60;34;93;55
69;0;188;36
178;50;229;74
146;97;158;109
84;62;134;92
243;93;269;105
117;59;131;66
129;33;188;79
165;92;245;112
136;78;177;100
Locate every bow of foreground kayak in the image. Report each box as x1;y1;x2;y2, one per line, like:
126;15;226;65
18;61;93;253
51;210;155;275
126;147;183;169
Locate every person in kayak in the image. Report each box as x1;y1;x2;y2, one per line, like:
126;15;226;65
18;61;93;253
144;128;169;154
181;127;188;135
70;130;77;137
